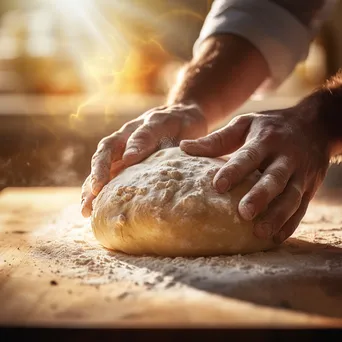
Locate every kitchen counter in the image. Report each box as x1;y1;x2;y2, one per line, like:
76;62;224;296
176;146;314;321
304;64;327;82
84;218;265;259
0;186;341;328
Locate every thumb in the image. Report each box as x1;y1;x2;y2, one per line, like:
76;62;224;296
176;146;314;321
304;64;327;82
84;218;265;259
180;114;252;157
81;175;96;218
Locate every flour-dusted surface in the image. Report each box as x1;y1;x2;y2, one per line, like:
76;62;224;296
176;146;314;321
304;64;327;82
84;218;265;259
31;196;342;319
91;147;275;256
2;187;342;327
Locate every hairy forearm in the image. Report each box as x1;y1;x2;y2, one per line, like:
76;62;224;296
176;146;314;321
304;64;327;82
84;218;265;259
166;34;270;130
298;71;342;159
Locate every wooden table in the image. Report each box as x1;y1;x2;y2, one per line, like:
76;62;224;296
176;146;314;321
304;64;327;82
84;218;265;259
0;187;342;328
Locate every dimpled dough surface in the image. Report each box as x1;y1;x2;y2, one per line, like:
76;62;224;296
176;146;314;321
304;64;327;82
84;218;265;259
91;147;276;257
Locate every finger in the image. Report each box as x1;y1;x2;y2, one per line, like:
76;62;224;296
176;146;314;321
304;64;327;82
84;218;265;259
212;141;268;194
81;175;91;205
81;192;96;218
122;122;160;165
238;157;294;221
253;179;304;239
91;141;114;195
109;160;126;179
91;121;141;195
273;193;311;244
180;114;252;157
81;176;96;218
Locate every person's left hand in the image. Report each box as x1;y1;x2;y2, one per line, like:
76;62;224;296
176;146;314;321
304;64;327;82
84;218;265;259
180;106;331;244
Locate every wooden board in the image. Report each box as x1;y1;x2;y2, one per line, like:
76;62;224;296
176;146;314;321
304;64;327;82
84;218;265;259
0;187;341;328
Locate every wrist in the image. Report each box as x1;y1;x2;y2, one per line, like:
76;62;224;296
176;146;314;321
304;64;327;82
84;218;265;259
300;83;342;159
158;101;209;138
166;35;269;130
165;95;201;112
165;63;217;126
165;87;208;121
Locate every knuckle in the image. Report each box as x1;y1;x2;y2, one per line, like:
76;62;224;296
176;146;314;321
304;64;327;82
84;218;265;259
100;132;126;151
210;131;226;150
133;125;153;141
92;145;106;161
147;111;167;122
91;151;100;164
241;146;260;164
230;113;251;126
187;105;203;117
121;120;138;132
92;169;108;184
91;150;110;171
265;169;288;189
150;112;179;127
228;116;241;127
98;135;117;150
97;137;110;150
257;126;279;144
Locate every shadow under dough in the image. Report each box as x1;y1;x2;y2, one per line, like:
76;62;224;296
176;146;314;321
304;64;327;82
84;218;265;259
109;237;342;319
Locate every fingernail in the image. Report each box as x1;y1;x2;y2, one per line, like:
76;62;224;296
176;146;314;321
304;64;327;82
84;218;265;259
124;147;139;157
180;140;198;154
92;183;102;196
239;202;255;220
181;139;195;145
215;177;230;193
273;231;286;244
82;208;91;218
255;223;273;239
81;203;91;218
91;177;99;195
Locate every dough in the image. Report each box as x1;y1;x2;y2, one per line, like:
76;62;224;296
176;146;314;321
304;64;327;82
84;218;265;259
91;147;276;257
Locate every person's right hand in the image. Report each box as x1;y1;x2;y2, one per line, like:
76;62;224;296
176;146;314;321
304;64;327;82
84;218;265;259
81;102;208;218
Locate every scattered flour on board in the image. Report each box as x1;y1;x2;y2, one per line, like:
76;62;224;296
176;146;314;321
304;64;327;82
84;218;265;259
30;202;342;296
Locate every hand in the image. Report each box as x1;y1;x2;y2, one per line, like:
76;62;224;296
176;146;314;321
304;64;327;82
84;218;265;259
180;106;331;244
81;102;207;217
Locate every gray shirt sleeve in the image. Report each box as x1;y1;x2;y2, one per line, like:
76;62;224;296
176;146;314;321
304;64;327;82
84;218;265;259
194;0;337;88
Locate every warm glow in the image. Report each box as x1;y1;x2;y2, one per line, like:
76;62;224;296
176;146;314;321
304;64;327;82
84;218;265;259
47;0;206;120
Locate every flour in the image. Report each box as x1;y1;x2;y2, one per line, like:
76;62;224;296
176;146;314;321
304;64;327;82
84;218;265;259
31;200;342;289
28;196;342;318
91;147;274;256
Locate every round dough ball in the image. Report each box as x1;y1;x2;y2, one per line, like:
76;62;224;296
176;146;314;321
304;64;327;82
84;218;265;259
91;147;276;257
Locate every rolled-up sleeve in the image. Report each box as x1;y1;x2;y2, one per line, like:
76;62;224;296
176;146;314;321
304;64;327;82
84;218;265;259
194;0;337;88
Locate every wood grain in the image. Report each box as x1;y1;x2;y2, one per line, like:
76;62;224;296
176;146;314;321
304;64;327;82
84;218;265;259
0;187;341;328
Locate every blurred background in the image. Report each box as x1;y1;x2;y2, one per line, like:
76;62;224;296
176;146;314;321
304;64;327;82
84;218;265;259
0;0;342;191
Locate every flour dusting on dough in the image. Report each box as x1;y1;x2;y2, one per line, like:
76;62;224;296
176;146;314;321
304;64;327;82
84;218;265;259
30;200;342;318
91;147;274;256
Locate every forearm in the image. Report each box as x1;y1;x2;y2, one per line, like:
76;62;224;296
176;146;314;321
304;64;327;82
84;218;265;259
298;72;342;158
166;34;270;130
170;0;338;132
